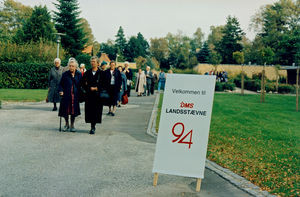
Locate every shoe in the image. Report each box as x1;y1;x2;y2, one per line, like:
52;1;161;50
52;107;57;111
62;125;69;132
89;129;95;135
70;127;76;132
107;112;112;115
111;112;115;116
117;104;121;107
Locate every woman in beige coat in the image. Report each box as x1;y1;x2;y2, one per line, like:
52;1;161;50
135;68;146;96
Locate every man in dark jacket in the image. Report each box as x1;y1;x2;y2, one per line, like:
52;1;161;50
144;66;153;96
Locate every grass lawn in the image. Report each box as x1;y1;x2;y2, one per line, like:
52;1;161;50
156;93;299;197
0;89;48;102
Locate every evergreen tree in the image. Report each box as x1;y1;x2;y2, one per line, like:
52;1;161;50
216;16;245;64
15;5;56;43
53;0;87;56
137;32;149;57
115;26;127;56
124;36;140;62
196;42;211;63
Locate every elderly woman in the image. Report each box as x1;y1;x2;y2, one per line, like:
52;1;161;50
117;66;127;107
48;58;64;111
58;58;82;132
81;56;106;134
104;61;122;116
135;68;146;97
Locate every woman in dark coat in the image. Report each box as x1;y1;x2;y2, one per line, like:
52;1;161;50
58;58;82;132
48;58;64;111
81;56;106;134
104;61;122;116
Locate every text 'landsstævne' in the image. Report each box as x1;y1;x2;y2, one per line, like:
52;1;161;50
165;108;207;116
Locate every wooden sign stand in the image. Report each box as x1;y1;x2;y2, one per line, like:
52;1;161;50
153;173;202;192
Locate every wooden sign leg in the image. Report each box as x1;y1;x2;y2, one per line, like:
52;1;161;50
196;178;202;192
153;173;159;186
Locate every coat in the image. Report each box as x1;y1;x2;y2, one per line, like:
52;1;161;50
58;70;82;117
135;71;146;94
104;69;122;106
81;69;105;123
48;66;64;103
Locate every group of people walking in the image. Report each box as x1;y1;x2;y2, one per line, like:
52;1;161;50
47;57;132;135
135;68;166;96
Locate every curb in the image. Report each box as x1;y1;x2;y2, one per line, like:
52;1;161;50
146;92;276;197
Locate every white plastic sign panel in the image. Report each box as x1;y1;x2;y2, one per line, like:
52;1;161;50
152;74;216;178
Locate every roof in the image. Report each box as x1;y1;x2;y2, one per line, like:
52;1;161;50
99;53;111;63
82;45;93;54
280;66;300;70
116;62;137;69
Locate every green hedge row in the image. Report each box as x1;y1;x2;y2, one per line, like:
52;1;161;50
215;82;236;91
0;62;52;89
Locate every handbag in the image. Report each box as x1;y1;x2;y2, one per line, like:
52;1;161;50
122;93;128;105
99;89;110;106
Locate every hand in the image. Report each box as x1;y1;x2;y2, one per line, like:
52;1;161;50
59;92;63;96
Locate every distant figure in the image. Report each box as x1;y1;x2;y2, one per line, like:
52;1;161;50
80;63;86;76
58;58;82;132
151;71;158;94
168;70;173;74
135;68;146;97
100;61;108;71
48;58;64;111
123;61;133;97
144;66;153;96
158;70;166;91
117;66;127;107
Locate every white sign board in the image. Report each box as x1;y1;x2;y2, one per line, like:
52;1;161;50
152;74;216;179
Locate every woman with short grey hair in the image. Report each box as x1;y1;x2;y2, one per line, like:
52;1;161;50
58;58;82;132
47;58;64;111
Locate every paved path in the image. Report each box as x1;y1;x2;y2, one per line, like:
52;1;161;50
0;93;252;197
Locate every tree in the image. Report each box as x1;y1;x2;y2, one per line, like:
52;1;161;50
260;47;275;65
251;0;300;65
0;0;32;41
134;56;147;69
98;39;117;60
80;18;95;46
124;36;140;62
207;25;224;51
190;27;204;55
150;37;169;64
137;32;149;57
197;41;211;63
209;51;222;66
53;0;87;56
115;26;127;57
233;51;245;65
14;5;56;43
216;16;245;64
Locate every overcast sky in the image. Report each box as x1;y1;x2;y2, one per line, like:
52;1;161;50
17;0;278;43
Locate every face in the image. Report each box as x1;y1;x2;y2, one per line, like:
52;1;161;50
118;67;122;72
146;67;150;71
110;63;116;70
101;65;106;70
125;64;129;68
91;59;98;68
69;62;76;73
55;61;60;68
138;69;142;73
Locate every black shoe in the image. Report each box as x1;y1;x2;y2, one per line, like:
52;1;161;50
89;129;95;135
117;104;121;108
52;107;57;111
111;112;115;116
107;112;112;115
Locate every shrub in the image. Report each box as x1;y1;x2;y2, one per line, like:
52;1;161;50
278;84;295;94
215;82;236;91
0;62;52;89
172;68;198;74
265;83;276;93
0;41;65;63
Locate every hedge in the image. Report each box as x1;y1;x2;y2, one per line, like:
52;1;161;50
0;62;52;89
215;82;236;91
